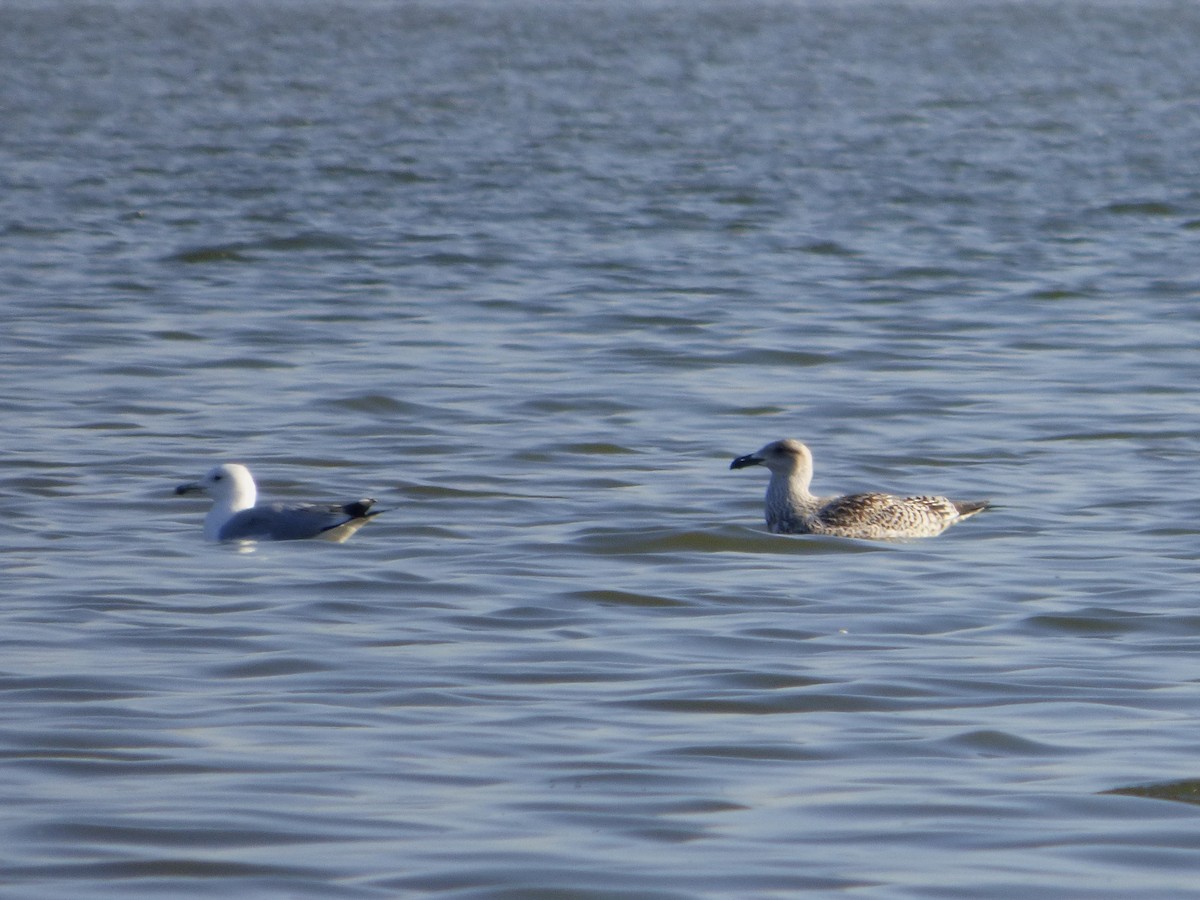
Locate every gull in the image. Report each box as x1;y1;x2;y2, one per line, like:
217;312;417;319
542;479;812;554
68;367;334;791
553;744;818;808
730;438;989;540
175;463;380;542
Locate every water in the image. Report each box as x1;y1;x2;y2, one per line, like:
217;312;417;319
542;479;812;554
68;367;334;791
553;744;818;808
3;0;1200;896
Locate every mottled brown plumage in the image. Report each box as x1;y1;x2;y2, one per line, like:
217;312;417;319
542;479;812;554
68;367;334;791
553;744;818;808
730;439;989;540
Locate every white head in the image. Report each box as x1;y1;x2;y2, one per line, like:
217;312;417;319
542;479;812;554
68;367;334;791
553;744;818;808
175;463;258;512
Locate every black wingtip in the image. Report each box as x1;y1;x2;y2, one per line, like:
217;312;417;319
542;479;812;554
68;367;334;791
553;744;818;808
342;498;378;518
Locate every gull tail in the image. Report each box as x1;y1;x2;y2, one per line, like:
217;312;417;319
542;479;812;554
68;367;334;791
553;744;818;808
953;499;990;520
318;498;383;543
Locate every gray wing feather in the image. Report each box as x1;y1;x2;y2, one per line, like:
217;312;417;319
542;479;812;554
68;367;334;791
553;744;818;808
218;500;378;542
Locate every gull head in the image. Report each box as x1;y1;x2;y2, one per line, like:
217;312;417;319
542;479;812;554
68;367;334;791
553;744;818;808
730;438;813;475
175;463;257;511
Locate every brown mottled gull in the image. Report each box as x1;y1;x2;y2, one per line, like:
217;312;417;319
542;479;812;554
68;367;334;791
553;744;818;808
175;463;380;543
730;439;989;540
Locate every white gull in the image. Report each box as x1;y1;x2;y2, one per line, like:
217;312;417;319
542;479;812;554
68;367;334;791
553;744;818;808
175;463;380;543
730;438;989;540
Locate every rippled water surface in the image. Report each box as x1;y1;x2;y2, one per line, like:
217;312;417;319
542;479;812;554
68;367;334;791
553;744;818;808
5;1;1200;896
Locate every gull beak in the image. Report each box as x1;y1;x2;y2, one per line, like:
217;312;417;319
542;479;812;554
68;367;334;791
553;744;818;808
175;481;204;496
730;453;764;470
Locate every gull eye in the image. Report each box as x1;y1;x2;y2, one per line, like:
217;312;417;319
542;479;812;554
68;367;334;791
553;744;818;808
213;474;223;481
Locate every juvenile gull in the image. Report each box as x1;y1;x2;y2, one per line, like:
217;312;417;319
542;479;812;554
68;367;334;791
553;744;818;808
175;463;380;543
730;439;989;540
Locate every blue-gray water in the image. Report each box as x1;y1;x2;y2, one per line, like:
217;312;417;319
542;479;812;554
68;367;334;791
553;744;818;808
4;1;1200;896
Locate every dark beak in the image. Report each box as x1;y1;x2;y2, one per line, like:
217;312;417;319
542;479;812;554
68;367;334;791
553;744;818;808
730;453;763;470
175;481;203;496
